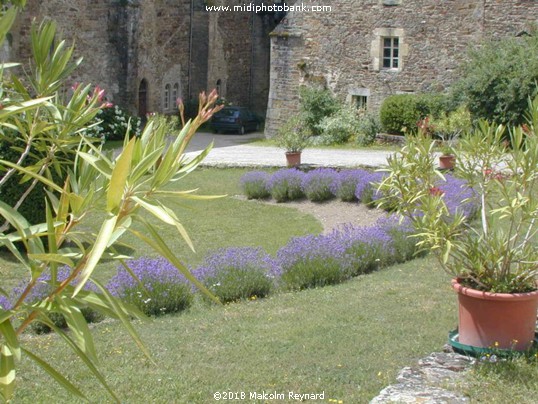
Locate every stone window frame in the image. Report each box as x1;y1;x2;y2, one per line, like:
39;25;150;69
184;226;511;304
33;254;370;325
371;28;408;72
164;83;171;111
172;83;179;108
348;87;370;111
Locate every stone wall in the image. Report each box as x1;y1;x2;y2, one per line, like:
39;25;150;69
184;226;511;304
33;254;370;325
265;0;538;137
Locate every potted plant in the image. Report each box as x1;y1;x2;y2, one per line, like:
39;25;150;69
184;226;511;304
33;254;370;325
378;99;538;353
431;106;472;170
275;115;311;167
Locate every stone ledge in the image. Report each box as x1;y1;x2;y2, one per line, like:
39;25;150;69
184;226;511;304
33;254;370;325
370;350;474;403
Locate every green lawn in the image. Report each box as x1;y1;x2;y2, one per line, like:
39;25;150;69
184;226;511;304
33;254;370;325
4;167;537;403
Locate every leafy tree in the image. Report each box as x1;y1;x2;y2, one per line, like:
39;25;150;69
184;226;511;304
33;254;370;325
452;33;538;126
0;4;222;402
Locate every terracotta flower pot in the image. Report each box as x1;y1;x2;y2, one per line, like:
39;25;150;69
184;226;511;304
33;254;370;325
285;151;301;167
439;154;455;170
451;279;538;351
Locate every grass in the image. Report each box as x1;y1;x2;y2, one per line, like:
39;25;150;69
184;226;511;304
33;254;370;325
4;167;537;402
13;257;458;403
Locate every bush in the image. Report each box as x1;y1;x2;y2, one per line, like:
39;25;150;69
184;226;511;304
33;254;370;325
193;247;280;303
380;93;447;135
313;107;360;145
8;267;104;334
451;34;538;126
277;234;351;290
356;112;381;146
299;85;341;136
107;258;194;316
331;169;371;202
85;105;142;141
355;171;386;206
240;171;271;199
301;168;338;202
268;168;305;202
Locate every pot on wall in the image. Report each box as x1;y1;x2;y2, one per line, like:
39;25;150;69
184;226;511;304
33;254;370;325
451;278;538;351
285;151;302;168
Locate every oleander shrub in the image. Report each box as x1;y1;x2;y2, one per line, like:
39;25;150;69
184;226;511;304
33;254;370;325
331;169;371;202
107;257;194;316
301;168;338;202
193;247;281;303
7;267;104;334
277;234;352;290
268;168;305;202
240;171;271;199
380;94;447;135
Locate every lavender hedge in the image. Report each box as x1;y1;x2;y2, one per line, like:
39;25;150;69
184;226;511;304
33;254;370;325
301;168;338;202
240;171;271;199
268;168;305;202
193;247;280;303
107;257;194;316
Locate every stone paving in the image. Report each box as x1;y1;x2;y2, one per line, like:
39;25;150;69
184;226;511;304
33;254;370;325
183;132;394;168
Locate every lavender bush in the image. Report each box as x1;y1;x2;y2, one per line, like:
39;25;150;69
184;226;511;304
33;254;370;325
276;234;352;290
268;168;305;202
107;257;194;316
240;171;271;199
193;247;281;303
331;169;371;202
301;168;338;202
8;267;103;334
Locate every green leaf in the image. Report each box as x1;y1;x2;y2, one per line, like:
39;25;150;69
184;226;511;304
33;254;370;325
72;214;118;297
27;253;75;267
107;137;135;212
21;348;88;401
0;321;20;361
0;344;15;402
0;159;63;193
57;296;97;362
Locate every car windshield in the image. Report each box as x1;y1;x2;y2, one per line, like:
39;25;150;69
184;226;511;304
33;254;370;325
215;109;240;118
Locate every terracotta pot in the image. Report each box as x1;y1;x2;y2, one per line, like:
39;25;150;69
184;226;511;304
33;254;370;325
451;279;538;351
285;151;301;167
439;154;455;170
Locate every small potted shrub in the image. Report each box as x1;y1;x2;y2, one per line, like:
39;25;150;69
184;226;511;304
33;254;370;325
379;99;538;353
431;106;472;170
274;115;311;167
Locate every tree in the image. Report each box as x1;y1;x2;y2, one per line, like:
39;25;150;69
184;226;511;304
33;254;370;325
452;32;538;126
0;4;223;401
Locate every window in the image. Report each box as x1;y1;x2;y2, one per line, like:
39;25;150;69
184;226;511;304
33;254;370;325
164;84;171;110
382;37;399;69
352;95;368;110
172;83;179;107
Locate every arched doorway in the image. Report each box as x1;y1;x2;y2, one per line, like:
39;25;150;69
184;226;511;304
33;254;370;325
138;79;148;118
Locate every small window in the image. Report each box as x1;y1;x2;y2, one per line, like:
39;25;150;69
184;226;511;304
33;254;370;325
382;37;399;69
164;84;171;110
172;83;179;107
352;95;368;110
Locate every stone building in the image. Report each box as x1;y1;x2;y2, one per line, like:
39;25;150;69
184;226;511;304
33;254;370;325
7;0;282;117
265;0;538;137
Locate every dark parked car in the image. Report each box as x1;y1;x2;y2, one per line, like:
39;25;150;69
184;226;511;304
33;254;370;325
210;106;260;135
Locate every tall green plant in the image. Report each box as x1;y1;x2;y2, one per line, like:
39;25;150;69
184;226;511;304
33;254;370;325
0;8;224;402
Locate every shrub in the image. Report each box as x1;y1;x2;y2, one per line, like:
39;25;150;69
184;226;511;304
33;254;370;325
240;171;271;199
331;169;371;202
193;247;280;303
356;112;381;146
274;115;311;152
313;107;360;145
107;257;194;316
451;34;538;126
299;85;341;136
8;267;104;334
277;234;351;290
268;168;305;202
355;171;386;206
380;93;447;135
85;104;142;141
301;168;338;202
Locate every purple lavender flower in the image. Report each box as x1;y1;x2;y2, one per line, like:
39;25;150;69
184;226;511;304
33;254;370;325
0;294;11;310
107;257;193;316
240;171;271;199
437;174;478;218
332;169;371;202
193;247;280;302
268;168;305;202
301;168;338;202
355;171;386;204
